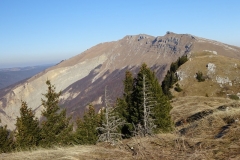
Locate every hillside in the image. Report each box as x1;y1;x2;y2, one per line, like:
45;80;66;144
171;51;240;98
0;32;240;130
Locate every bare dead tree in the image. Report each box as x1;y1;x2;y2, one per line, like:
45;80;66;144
97;86;125;144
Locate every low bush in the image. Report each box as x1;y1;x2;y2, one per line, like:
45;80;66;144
196;71;205;82
228;94;239;100
174;83;182;92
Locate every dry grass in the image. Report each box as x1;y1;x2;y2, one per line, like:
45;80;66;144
1;95;240;160
172;51;240;98
0;144;132;160
170;96;240;159
170;96;235;122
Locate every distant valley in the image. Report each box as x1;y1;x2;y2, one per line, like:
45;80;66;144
0;65;53;90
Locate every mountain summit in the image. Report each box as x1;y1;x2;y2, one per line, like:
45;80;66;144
1;32;240;129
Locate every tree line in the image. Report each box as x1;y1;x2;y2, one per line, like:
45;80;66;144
0;56;187;153
161;55;188;98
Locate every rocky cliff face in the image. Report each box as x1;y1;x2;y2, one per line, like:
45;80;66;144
1;32;240;130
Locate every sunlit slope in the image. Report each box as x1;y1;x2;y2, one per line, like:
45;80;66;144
171;51;240;98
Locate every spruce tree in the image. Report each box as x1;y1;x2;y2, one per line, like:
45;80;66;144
0;119;10;153
150;72;172;132
74;104;98;145
116;70;134;137
40;80;73;147
0;118;15;153
15;101;40;149
132;63;172;133
131;63;152;126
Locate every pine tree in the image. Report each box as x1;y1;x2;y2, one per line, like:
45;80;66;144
74;104;99;145
116;70;134;137
15;100;40;149
40;80;73;147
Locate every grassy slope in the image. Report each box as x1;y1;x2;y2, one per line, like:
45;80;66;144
171;51;240;98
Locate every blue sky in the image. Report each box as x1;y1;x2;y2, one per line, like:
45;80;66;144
0;0;239;68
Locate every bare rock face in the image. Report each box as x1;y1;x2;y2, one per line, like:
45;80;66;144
207;63;216;77
1;32;240;130
216;76;232;87
176;71;186;81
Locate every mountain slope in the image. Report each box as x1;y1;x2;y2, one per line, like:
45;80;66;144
0;32;240;130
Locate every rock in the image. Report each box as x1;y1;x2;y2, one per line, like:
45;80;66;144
176;71;186;81
234;63;237;68
216;76;232;86
203;50;218;55
207;63;216;77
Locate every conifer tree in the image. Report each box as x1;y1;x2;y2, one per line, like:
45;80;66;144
0;119;10;153
132;63;172;133
116;70;134;136
74;104;99;145
133;74;156;136
161;55;188;98
131;63;152;126
150;73;172;132
15;101;40;149
0;118;15;153
40;80;73;147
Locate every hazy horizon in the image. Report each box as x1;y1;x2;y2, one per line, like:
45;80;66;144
0;62;56;69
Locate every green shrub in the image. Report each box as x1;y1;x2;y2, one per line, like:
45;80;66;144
174;83;182;92
196;71;205;82
228;94;239;100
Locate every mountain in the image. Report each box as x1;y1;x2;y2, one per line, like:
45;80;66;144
1;32;240;130
0;65;53;90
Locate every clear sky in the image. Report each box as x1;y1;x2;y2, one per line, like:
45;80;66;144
0;0;240;68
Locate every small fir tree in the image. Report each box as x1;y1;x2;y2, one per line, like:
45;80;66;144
40;80;73;147
0;119;10;153
74;104;99;145
15;100;41;149
116;70;134;137
0;118;15;153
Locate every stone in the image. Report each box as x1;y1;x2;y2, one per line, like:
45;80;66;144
207;63;216;77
